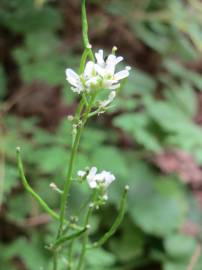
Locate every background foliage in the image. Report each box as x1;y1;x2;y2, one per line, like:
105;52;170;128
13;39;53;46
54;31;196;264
1;0;202;269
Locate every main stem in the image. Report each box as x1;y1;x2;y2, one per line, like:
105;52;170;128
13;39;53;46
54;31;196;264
57;0;91;236
81;0;90;48
58;117;84;236
53;1;93;269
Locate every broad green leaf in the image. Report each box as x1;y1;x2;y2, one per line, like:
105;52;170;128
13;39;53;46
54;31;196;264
0;0;62;33
129;179;188;236
109;220;144;262
7;193;31;221
164;234;196;259
87;248;116;267
1;238;48;270
33;146;68;174
163;257;202;270
91;146;129;178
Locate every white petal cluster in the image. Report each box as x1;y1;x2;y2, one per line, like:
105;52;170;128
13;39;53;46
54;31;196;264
65;48;130;94
94;50;131;90
77;167;115;189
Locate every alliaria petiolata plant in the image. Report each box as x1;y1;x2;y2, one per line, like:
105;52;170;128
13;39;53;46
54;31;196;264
16;1;131;269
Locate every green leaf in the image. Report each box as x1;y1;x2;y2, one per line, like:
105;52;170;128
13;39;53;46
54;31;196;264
33;146;68;174
113;113;162;151
164;234;196;259
109;220;144;262
132;23;171;54
129;178;188;236
0;0;62;33
87;248;116;267
7;193;30;221
123;69;156;96
13;32;79;86
145;98;190;131
165;84;197;118
1;238;48;270
91;146;129;178
3;164;19;196
163;256;202;270
163;60;202;89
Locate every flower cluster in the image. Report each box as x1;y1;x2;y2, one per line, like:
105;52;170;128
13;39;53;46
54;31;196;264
77;167;115;190
65;48;131;94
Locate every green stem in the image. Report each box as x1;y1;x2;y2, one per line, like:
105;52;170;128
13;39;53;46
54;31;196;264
81;0;94;60
58;123;83;236
16;147;59;221
57;94;96;236
16;147;82;231
68;240;74;270
76;191;97;270
87;186;129;249
53;3;95;269
54;227;88;248
53;252;58;270
81;0;90;48
79;49;89;73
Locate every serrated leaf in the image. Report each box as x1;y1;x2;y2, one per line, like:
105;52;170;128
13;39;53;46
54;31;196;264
165;84;197;118
114;113;162;151
163;60;202;89
123;69;156;96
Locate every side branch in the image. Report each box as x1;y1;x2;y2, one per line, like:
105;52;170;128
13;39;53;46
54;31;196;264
88;186;129;249
54;226;89;248
16;147;60;221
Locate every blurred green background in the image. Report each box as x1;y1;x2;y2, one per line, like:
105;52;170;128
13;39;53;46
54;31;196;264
1;0;202;269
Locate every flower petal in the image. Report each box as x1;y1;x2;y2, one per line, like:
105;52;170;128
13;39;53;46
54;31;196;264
114;70;129;81
65;69;80;87
71;87;82;94
87;167;97;180
84;61;95;77
95;64;105;77
95;49;105;67
106;54;117;66
115;56;123;65
100;171;115;186
77;170;86;177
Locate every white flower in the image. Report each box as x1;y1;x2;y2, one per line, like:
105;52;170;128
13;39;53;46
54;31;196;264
77;170;86;177
99;91;116;108
95;50;130;90
66;61;101;93
65;47;131;94
65;69;84;94
86;167;115;189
